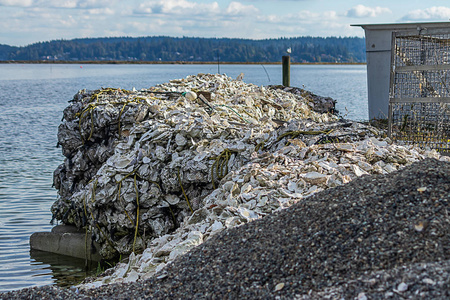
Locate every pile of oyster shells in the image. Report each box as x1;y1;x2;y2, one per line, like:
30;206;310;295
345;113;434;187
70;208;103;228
52;73;335;259
269;85;338;115
51;73;449;289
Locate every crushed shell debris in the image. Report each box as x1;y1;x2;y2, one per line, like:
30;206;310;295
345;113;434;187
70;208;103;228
48;73;449;289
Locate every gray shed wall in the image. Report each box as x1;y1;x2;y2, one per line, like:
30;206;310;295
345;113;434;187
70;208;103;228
354;22;450;120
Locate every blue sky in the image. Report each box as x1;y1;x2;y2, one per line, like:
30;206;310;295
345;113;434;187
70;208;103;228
1;0;450;46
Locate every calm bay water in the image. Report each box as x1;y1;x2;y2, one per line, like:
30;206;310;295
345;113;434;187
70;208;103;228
0;63;367;292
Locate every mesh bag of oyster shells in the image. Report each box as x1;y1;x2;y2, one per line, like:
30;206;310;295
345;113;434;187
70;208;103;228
52;73;343;259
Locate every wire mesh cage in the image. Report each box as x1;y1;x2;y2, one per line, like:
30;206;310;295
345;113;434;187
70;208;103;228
389;29;450;153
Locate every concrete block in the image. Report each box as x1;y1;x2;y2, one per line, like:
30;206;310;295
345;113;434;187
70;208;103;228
30;225;101;261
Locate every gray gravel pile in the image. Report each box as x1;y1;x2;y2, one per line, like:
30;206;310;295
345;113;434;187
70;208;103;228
300;259;450;299
2;158;448;299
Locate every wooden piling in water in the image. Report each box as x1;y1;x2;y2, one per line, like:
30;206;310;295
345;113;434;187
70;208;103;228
282;55;290;86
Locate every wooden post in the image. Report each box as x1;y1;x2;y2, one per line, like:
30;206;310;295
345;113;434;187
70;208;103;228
282;55;290;87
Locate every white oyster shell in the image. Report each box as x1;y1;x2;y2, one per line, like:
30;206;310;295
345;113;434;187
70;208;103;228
302;171;329;185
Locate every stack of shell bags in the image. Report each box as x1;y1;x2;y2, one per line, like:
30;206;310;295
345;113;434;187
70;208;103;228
51;73;341;259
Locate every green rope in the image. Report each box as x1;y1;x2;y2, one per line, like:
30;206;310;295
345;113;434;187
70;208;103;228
88;180;116;251
168;205;176;226
117;179;135;226
211;149;238;189
315;135;341;145
117;97;146;137
76;103;97;144
84;226;89;268
276;129;334;145
117;169;165;252
216;104;250;124
241;109;256;120
255;141;266;152
77;89;145;143
90;88;132;103
117;168;139;229
116;168;141;253
82;194;89;267
133;174;139;253
118;102;127;137
177;169;193;213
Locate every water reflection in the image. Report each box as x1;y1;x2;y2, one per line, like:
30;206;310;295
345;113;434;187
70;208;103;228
29;250;98;288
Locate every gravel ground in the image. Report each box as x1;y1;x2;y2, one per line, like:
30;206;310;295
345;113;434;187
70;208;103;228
2;158;449;299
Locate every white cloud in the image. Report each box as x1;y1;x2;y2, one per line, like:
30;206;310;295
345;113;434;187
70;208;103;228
36;1;77;8
152;0;195;13
134;4;153;14
77;0;113;8
226;1;259;16
87;7;115;15
255;9;351;38
32;0;115;9
134;0;220;16
0;0;33;7
259;10;338;25
21;7;78;26
323;10;338;20
401;6;450;21
133;1;259;19
346;5;391;18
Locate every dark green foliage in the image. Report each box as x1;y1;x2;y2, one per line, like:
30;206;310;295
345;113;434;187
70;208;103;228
0;44;18;60
1;36;366;63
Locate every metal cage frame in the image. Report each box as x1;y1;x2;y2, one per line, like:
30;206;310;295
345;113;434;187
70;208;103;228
389;27;450;153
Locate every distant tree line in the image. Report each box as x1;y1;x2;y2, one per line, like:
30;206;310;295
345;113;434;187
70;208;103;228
0;36;366;63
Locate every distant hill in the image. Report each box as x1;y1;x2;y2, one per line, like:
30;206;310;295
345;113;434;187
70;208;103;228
0;36;366;63
0;44;18;60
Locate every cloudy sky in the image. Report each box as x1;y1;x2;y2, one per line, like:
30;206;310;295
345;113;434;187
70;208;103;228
1;0;450;46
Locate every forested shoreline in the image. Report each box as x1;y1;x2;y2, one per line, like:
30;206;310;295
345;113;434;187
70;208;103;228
0;36;365;63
